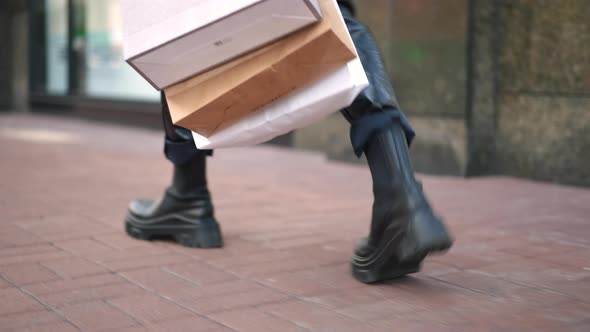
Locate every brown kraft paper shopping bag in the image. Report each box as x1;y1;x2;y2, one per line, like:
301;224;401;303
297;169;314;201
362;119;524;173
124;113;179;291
164;0;356;137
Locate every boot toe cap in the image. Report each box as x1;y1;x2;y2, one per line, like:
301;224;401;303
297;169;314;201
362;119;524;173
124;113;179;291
128;199;154;216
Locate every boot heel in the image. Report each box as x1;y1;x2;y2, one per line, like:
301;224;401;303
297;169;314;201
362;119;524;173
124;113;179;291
174;220;223;248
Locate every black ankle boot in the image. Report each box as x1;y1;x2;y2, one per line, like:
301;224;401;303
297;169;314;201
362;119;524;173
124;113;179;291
351;121;452;283
125;153;223;248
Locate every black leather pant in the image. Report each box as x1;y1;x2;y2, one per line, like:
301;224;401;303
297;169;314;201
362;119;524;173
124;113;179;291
162;2;414;165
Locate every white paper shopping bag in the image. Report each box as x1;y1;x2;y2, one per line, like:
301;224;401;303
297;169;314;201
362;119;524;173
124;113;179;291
191;57;368;149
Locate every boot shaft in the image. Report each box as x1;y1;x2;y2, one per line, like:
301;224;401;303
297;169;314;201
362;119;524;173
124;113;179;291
365;121;422;207
169;152;210;199
364;120;428;246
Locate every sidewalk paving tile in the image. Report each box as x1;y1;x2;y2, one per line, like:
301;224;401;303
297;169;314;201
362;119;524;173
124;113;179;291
0;263;61;286
57;300;139;331
0;288;46;316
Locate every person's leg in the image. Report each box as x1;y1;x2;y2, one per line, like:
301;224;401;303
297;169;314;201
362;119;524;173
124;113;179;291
338;4;452;283
125;92;223;248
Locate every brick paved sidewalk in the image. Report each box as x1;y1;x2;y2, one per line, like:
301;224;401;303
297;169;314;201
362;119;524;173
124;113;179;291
0;113;589;331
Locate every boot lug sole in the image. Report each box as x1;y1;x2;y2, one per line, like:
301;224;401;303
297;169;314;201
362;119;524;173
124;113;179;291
125;215;223;248
352;258;422;284
351;213;453;283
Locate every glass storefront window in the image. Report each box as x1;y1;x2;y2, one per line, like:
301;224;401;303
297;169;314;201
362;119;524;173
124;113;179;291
38;0;467;109
85;0;158;101
38;0;158;100
45;0;68;95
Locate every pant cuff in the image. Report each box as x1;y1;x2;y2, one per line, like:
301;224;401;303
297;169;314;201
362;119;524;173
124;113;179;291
350;108;415;157
164;139;211;165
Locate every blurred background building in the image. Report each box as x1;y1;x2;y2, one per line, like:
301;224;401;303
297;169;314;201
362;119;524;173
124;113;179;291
1;0;588;186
